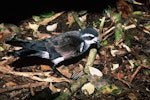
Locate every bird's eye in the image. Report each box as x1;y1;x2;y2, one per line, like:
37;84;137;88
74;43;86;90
89;36;94;39
82;33;96;40
83;36;94;40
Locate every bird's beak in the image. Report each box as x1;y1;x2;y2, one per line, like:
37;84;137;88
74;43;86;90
96;39;101;48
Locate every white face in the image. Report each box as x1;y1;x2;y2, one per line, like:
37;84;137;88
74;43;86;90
84;37;98;44
81;33;98;45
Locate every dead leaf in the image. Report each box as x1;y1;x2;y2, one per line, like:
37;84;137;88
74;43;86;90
111;64;119;70
35;32;52;39
99;84;122;95
79;14;87;23
128;93;138;100
0;46;4;51
110;49;119;57
122;43;131;52
89;67;103;77
0;29;13;42
116;71;124;80
81;82;95;95
5;81;17;87
66;12;75;27
125;56;135;69
40;65;52;71
113;49;127;56
71;70;84;79
46;23;58;31
57;66;72;78
49;82;59;93
0;34;2;39
116;0;132;18
25;37;33;40
28;22;39;32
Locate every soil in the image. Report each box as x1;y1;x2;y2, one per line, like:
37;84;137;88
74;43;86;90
0;1;150;100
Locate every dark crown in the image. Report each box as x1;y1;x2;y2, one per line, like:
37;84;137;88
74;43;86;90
80;28;99;37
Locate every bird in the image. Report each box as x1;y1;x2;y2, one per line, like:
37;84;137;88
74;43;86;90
5;28;100;79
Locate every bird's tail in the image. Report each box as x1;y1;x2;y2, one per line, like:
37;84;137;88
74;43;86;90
6;38;47;58
5;37;36;57
5;39;30;48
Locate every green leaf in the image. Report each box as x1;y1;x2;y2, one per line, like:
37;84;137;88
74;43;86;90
40;12;55;18
125;40;131;47
98;84;122;95
0;27;5;31
94;21;101;26
112;87;122;95
146;69;150;75
12;35;19;41
125;33;134;47
134;62;139;67
133;11;143;15
32;16;41;22
109;84;113;89
115;29;122;42
115;23;124;42
102;40;108;46
113;13;121;23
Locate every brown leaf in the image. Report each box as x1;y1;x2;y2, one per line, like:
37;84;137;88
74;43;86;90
40;65;52;71
34;32;52;39
116;71;124;80
116;0;132;18
5;81;17;87
128;93;138;100
57;66;72;78
49;82;58;93
0;34;2;39
0;29;12;42
66;12;75;27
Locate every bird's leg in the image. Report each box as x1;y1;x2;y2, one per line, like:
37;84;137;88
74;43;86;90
52;65;72;79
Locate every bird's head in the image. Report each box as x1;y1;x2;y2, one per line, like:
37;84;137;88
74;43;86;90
80;28;100;46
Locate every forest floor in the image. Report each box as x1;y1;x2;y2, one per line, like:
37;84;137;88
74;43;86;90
0;1;150;100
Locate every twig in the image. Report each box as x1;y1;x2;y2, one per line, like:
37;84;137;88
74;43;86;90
0;82;48;93
84;49;97;73
101;26;115;42
38;11;65;25
132;0;143;5
98;17;106;41
54;48;97;100
72;11;86;29
0;56;17;65
129;65;142;83
0;64;70;83
102;26;115;37
120;79;132;88
142;64;150;69
122;24;136;30
129;60;150;83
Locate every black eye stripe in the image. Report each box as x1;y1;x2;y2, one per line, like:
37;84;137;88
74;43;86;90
83;36;94;40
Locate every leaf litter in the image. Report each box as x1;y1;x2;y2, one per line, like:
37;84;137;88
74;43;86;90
0;1;150;100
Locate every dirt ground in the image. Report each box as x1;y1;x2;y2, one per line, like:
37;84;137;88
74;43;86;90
0;1;150;100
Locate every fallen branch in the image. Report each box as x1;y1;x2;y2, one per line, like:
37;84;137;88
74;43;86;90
72;11;86;29
129;63;150;83
38;11;65;25
0;82;48;93
0;64;70;83
98;17;106;42
129;65;142;83
54;48;97;100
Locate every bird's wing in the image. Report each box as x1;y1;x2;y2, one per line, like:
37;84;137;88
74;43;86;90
45;34;84;60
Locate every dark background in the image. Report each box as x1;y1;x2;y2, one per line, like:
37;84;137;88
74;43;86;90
0;0;118;24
